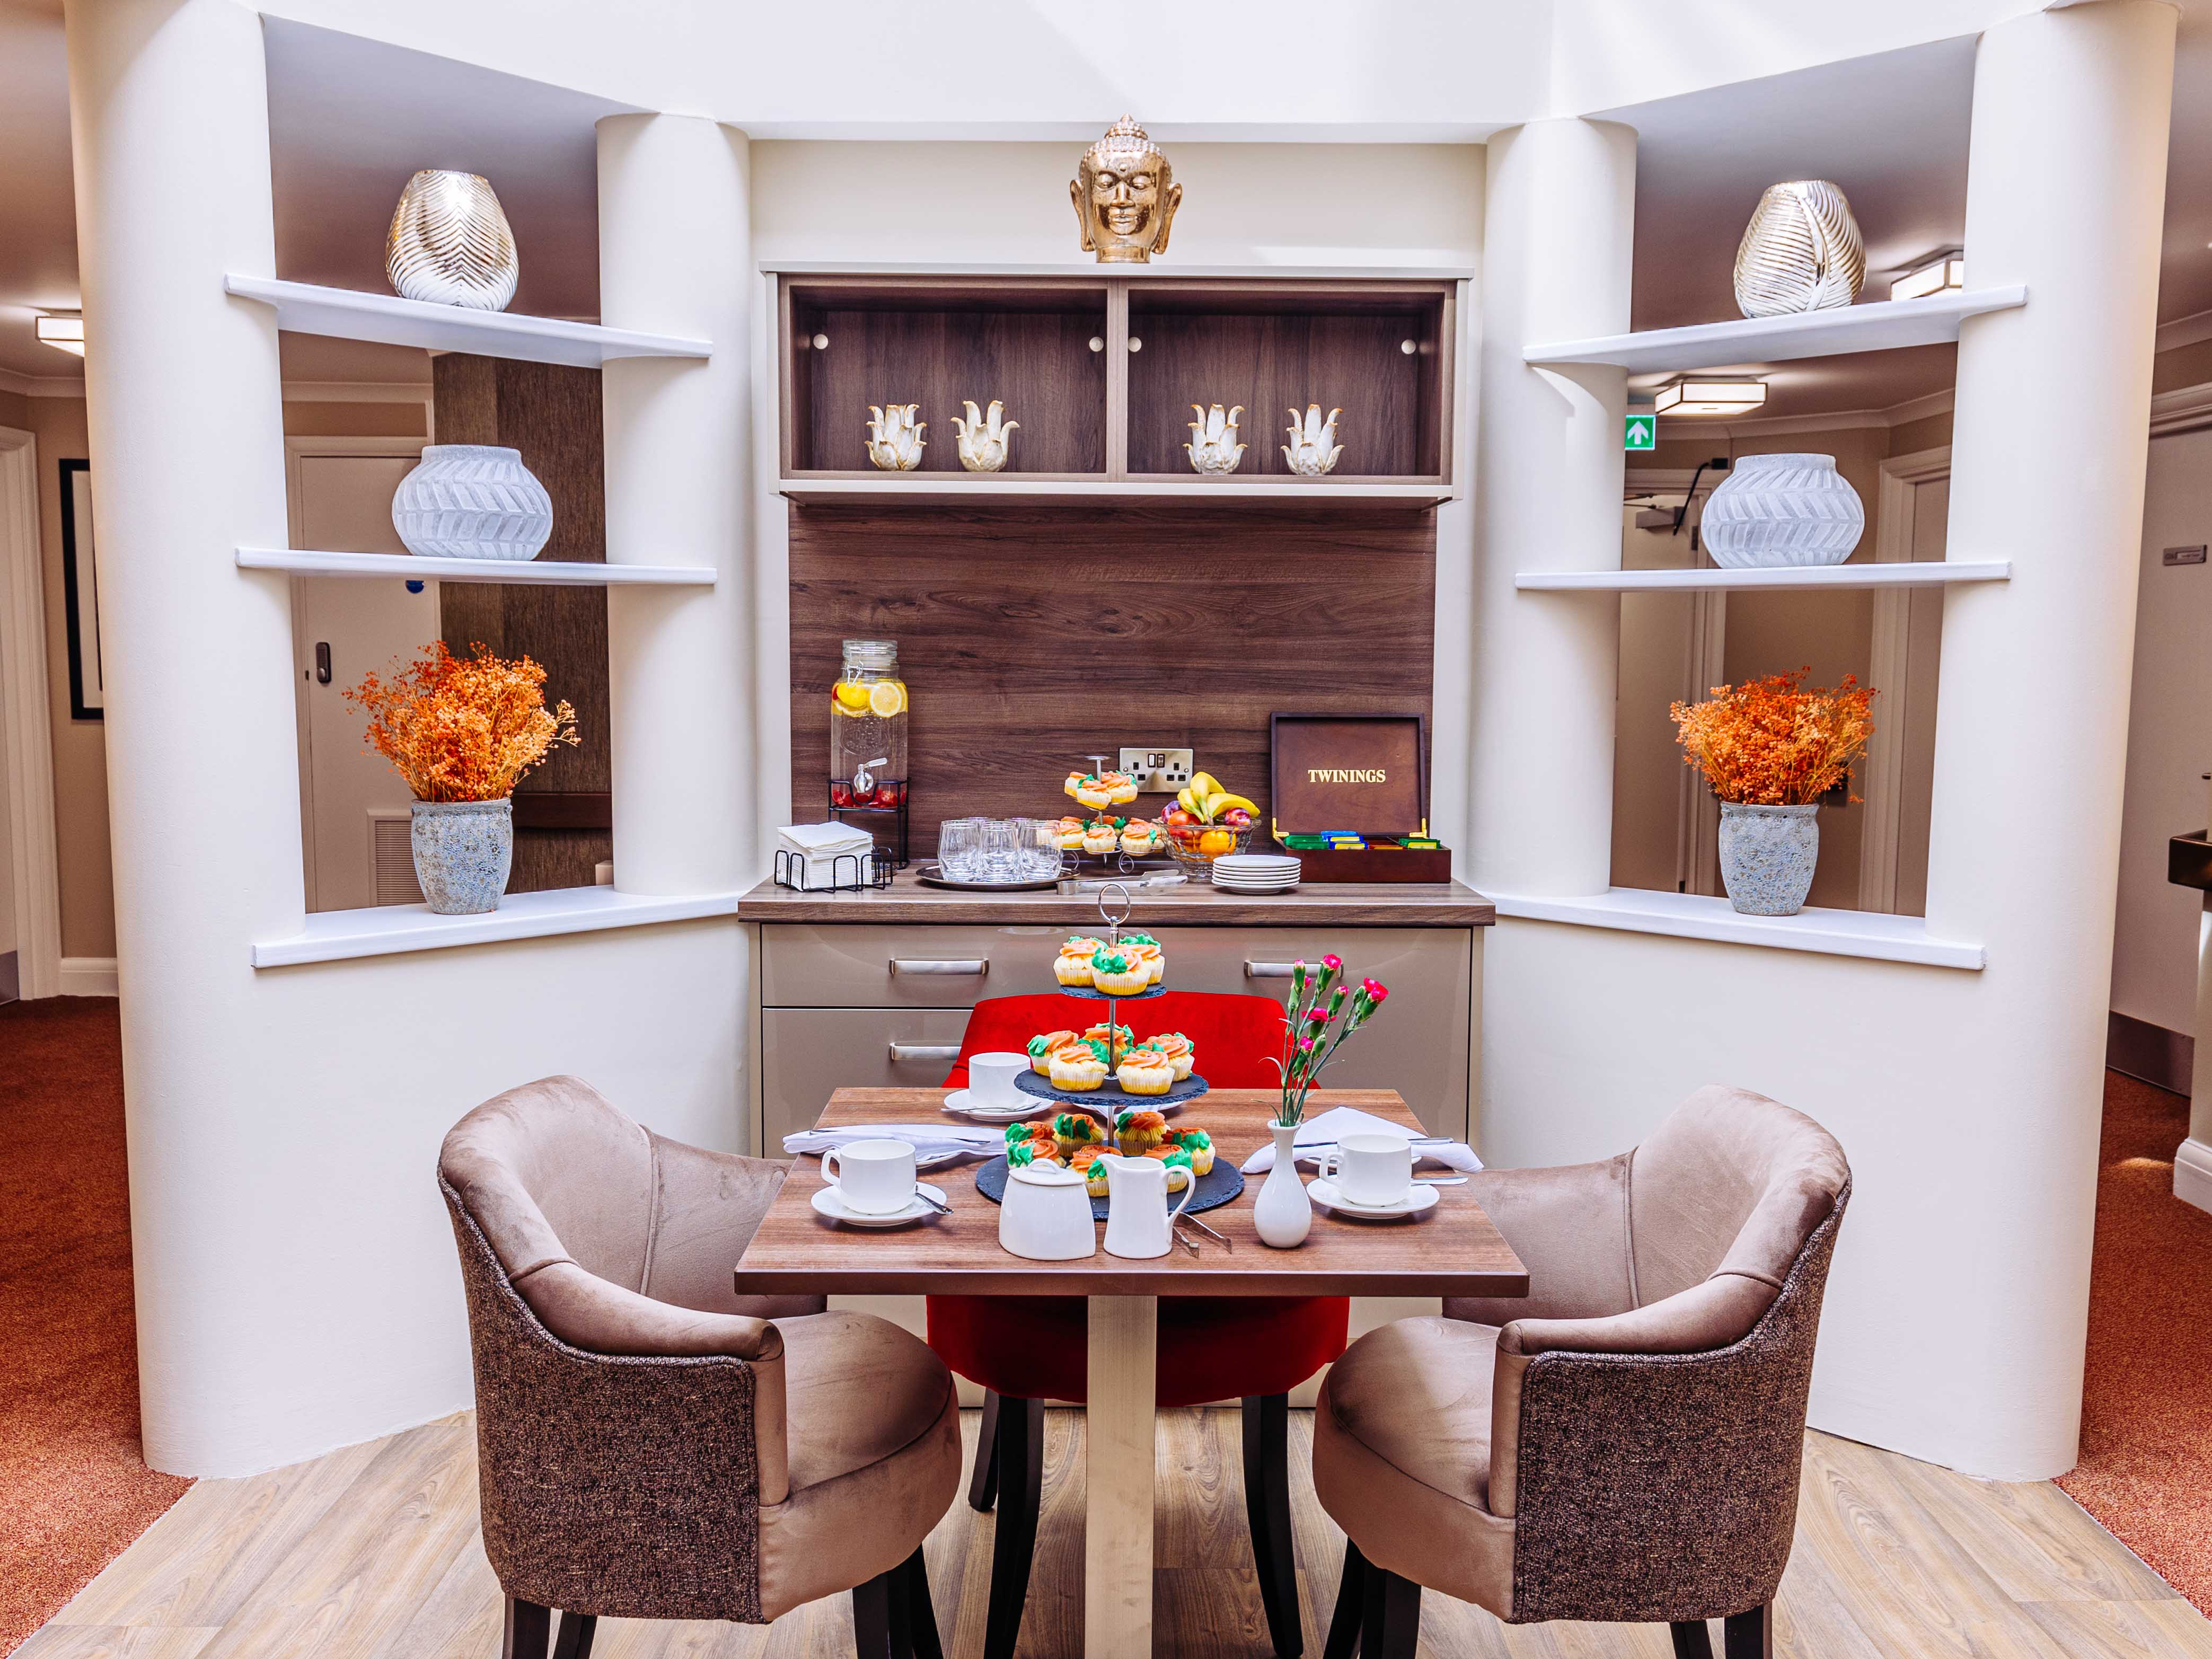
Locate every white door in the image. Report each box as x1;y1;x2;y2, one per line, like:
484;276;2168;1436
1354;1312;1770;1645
288;446;436;913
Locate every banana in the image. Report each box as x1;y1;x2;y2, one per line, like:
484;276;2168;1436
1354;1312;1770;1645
1176;786;1201;817
1188;771;1221;799
1208;792;1258;816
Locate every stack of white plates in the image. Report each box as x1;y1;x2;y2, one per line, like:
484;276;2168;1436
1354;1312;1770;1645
1211;852;1302;894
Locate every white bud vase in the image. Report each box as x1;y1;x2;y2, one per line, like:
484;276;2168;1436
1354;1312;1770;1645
1254;1121;1312;1249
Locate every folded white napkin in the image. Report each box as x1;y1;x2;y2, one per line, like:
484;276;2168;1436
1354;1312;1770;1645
778;822;874;855
783;1123;1006;1164
1239;1106;1485;1175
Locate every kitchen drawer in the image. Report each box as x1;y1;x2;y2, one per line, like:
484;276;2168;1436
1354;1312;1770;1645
760;1007;972;1152
762;924;1066;1009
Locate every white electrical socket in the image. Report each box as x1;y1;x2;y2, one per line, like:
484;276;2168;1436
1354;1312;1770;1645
1120;747;1194;793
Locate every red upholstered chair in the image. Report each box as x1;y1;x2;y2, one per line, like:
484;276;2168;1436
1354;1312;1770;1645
931;990;1349;1659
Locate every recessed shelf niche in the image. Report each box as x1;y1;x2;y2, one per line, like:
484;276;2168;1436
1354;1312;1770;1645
781;276;1110;477
1125;282;1452;481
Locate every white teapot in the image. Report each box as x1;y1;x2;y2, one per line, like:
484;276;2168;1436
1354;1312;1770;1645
1100;1152;1194;1260
999;1158;1097;1261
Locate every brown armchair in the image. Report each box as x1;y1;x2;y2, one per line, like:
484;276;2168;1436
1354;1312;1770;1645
1312;1084;1850;1659
439;1076;962;1659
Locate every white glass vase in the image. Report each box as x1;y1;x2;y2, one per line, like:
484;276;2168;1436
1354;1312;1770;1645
391;445;553;562
1253;1121;1312;1249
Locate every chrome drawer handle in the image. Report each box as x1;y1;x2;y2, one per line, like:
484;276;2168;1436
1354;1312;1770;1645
889;958;989;976
889;1043;962;1063
1244;960;1299;979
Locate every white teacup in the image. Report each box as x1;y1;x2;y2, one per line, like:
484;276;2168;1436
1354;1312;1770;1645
822;1138;919;1214
968;1051;1030;1108
1319;1133;1413;1208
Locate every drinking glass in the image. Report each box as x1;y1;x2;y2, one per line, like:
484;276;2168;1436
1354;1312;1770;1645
979;818;1020;881
938;818;984;881
1016;818;1062;879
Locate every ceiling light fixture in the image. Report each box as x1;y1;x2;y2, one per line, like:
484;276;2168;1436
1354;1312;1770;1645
1890;251;1966;302
1654;378;1766;417
35;313;85;357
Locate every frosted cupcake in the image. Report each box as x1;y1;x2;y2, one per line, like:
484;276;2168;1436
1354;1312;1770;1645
1103;772;1140;805
1120;933;1165;984
1082;1022;1133;1064
1027;1029;1078;1073
1138;1031;1195;1081
1116;1054;1175;1097
1164;1126;1214;1175
1114;1108;1169;1154
1081;822;1120;856
1049;1045;1109;1091
1055;936;1105;986
1072;774;1114;809
1120;822;1159;857
1090;949;1149;995
1070;1144;1111;1197
1053;1109;1107;1158
1148;1145;1195;1190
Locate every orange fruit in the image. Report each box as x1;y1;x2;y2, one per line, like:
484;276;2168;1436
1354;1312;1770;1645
1198;829;1234;856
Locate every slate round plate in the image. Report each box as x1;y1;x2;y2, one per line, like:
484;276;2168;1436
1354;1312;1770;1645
973;1153;1246;1221
1013;1068;1209;1109
1051;981;1169;1003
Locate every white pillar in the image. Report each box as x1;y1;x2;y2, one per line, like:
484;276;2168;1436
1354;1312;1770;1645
1466;120;1636;897
597;116;756;894
63;0;301;1471
1922;0;2177;1471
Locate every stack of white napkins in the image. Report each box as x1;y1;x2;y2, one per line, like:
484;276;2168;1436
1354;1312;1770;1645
778;822;875;887
783;1123;1007;1164
1239;1106;1486;1174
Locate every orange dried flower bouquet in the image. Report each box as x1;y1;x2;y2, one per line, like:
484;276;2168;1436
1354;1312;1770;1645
345;641;580;802
1670;668;1875;806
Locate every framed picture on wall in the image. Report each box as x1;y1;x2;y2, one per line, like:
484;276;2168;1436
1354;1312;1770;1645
59;458;100;721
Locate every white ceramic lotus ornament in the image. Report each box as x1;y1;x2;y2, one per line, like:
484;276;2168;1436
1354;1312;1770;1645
951;399;1019;473
1282;405;1344;476
865;404;926;471
1185;403;1246;474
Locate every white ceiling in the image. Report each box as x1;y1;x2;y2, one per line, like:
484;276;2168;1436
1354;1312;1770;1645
2;9;2210;413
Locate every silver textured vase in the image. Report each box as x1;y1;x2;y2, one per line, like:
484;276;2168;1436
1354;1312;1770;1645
1718;802;1820;917
391;445;552;562
1733;181;1864;319
410;799;514;915
386;170;519;311
1702;453;1864;569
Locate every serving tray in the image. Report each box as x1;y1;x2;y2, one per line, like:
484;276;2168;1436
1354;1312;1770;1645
1013;1068;1209;1109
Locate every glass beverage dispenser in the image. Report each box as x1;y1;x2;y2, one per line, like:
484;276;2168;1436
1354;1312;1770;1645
827;638;910;863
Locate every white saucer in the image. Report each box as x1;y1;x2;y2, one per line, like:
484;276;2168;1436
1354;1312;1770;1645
942;1088;1048;1121
811;1181;949;1228
1307;1178;1439;1221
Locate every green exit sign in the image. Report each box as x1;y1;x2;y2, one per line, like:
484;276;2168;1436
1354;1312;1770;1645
1624;414;1656;451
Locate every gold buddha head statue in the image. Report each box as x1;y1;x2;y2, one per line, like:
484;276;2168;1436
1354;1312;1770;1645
1071;116;1181;263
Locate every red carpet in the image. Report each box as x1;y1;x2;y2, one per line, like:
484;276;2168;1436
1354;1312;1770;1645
0;997;191;1654
2058;1070;2212;1615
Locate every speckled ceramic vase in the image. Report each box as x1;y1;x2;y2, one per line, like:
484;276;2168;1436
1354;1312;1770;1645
410;799;514;915
1717;802;1820;917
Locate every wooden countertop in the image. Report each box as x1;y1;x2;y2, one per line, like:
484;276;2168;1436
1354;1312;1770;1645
737;869;1495;927
735;1088;1528;1298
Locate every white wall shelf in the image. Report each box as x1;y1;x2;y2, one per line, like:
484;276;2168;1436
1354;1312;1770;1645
238;547;716;587
1516;560;2011;593
778;476;1456;508
224;276;711;368
1524;286;2028;373
1489;887;1985;970
251;886;746;968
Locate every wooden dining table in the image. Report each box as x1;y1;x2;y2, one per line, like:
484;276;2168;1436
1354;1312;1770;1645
735;1086;1529;1659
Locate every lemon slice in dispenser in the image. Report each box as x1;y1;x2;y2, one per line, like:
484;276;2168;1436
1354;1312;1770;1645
833;681;873;715
868;680;908;718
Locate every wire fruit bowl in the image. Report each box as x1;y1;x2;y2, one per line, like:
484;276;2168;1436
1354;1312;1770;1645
1164;824;1254;873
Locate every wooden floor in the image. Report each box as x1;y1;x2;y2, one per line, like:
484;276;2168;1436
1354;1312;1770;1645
18;1409;2212;1659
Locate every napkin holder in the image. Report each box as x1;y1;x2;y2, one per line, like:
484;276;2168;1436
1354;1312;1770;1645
1268;711;1451;884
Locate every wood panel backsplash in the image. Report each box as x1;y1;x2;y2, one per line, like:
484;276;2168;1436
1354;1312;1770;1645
789;503;1437;858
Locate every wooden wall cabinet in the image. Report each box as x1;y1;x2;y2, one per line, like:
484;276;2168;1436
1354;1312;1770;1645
775;269;1458;504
